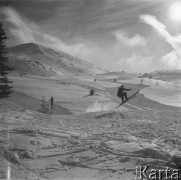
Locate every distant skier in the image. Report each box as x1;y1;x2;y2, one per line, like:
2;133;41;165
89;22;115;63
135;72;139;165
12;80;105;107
140;79;144;84
89;89;95;96
117;85;132;102
50;96;54;109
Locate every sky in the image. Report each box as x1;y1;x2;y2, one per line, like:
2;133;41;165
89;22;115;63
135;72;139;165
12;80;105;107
1;0;181;73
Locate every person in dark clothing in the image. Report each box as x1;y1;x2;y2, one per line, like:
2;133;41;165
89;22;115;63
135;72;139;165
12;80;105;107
50;96;54;109
89;89;95;96
117;85;132;102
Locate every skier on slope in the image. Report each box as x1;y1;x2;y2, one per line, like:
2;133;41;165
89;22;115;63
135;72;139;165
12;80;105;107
50;96;54;109
89;89;95;96
117;85;132;102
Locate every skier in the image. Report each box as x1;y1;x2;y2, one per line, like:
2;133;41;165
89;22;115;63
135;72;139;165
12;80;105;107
140;79;143;84
89;89;95;96
50;96;54;109
117;85;132;102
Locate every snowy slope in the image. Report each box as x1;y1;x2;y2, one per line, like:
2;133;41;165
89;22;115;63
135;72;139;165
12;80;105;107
7;43;107;77
139;70;181;83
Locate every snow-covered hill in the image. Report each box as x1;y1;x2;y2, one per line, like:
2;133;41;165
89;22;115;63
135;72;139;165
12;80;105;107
97;71;140;80
139;70;181;83
7;43;107;77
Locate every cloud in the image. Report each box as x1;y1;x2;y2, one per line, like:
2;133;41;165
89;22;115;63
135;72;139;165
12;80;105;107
2;7;97;60
161;51;181;69
112;31;146;47
117;54;155;72
140;14;174;47
140;14;181;69
2;7;37;43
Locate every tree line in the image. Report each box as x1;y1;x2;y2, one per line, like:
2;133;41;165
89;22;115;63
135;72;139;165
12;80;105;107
0;22;13;99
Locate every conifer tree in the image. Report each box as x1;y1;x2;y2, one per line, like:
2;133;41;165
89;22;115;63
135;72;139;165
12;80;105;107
0;22;13;98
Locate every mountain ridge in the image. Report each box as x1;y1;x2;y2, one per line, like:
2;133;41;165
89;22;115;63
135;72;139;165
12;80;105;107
7;43;108;77
139;69;181;83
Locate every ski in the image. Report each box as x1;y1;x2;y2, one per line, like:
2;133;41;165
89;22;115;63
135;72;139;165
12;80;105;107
116;90;139;108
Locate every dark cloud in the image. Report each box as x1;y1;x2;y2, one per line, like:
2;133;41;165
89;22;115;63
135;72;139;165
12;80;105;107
10;0;61;21
6;0;173;37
